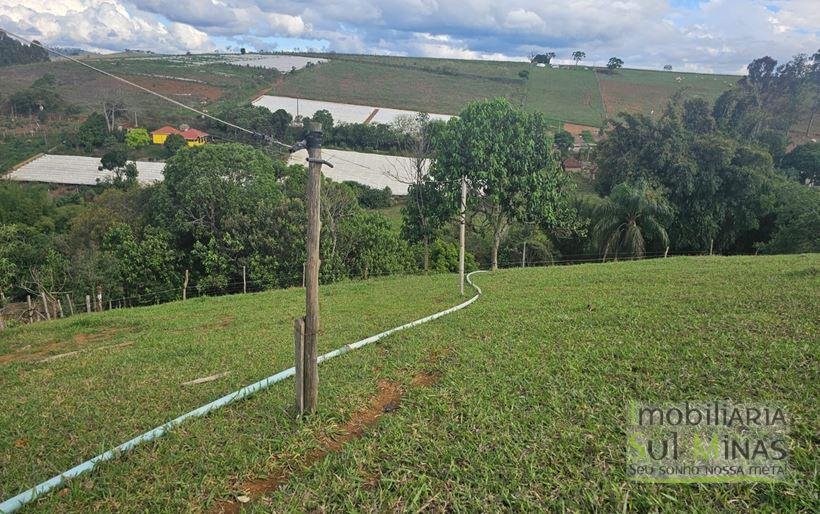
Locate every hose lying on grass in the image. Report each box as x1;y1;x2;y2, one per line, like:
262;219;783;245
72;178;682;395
0;271;486;513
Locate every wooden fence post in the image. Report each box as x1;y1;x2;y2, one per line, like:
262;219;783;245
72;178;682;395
303;121;323;414
85;294;92;314
27;295;34;324
664;246;669;258
182;269;189;301
96;286;103;312
294;317;305;414
57;299;64;318
41;292;51;320
242;266;247;294
65;293;75;315
709;239;714;256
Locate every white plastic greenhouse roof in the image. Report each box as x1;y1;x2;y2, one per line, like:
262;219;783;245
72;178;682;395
5;155;166;186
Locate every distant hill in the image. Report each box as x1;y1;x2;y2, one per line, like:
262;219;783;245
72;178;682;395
0;31;49;67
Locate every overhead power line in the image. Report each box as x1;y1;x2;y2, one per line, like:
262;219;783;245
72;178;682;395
1;28;291;150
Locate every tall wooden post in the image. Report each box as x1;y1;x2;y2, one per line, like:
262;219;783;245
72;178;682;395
85;294;92;314
96;286;103;312
242;266;247;294
522;241;527;268
27;295;34;324
182;269;189;301
303;121;323;414
459;176;467;296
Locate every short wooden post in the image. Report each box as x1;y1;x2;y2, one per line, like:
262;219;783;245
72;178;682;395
294;317;306;414
65;293;75;315
458;175;467;296
709;239;714;256
521;241;527;268
108;300;112;310
96;286;103;312
85;294;92;314
242;266;247;294
664;246;669;258
27;295;34;324
41;292;51;320
182;269;189;301
57;299;64;318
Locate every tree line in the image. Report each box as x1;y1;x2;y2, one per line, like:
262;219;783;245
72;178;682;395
1;51;817;320
0;31;49;67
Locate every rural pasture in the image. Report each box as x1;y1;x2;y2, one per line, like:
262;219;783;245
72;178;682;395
0;255;816;511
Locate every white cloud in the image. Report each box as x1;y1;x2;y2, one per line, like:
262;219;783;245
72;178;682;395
1;0;817;71
0;0;216;52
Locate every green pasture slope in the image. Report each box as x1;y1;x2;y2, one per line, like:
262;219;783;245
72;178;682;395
0;255;817;511
276;54;740;127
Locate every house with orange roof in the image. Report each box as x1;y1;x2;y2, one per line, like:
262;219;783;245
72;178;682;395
151;125;210;147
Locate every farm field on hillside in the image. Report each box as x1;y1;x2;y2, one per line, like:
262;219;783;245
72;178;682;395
1;255;816;511
272;58;526;115
523;66;606;126
0;57;273;127
597;68;739;118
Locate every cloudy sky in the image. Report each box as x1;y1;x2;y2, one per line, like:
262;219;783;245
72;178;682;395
1;0;817;73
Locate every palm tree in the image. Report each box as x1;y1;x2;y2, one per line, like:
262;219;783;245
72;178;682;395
593;182;671;261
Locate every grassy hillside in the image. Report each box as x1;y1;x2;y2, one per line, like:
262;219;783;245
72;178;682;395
279;53;741;127
1;255;817;511
524;66;606;126
597;68;740;118
273;56;526;115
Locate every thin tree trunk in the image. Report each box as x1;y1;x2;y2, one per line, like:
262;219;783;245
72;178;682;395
423;235;430;272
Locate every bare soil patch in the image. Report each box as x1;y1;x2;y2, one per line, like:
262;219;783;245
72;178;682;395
213;370;439;513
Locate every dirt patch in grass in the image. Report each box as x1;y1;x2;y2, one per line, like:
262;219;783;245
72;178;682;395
213;370;438;513
121;75;223;103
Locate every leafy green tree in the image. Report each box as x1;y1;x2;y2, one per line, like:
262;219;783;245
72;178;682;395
553;130;574;156
77;112;109;151
782;142;819;185
312;109;334;132
432;98;576;270
338;211;412;279
593;181;671;260
163;133;186;156
757;177;820;253
572;51;586;66
606;57;624;72
126;128;150;149
401;180;451;271
161;143;284;287
101;147;128;171
531;52;555;64
103;223;179;302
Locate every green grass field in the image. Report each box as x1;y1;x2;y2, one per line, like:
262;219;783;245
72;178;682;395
524;66;606;126
596;68;740;118
274;54;741;126
273;57;526;115
1;255;817;511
